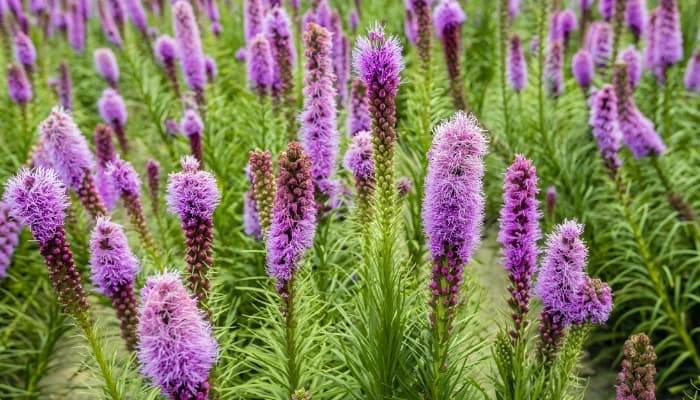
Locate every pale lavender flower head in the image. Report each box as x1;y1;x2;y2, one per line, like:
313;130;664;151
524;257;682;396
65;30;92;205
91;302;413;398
106;157;141;196
98;1;123;47
684;49;700;93
653;0;682;75
154;35;178;64
89;217;139;297
173;0;206;93
3;168;69;245
589;84;622;172
397;176;412;196
423;112;487;262
93;48;120;87
243;190;261;239
626;0;647;40
98;88;127;127
578;276;613;324
545;40;564;97
548;11;563;42
264;6;296;92
507;34;527;92
247;33;273;95
166;156;220;221
66;3;85;52
13;30;37;68
534;220;589;325
587;21;612;69
572;49;594;89
235;47;247;61
0;201;21;278
348;78;371;136
433;0;466;41
343;130;375;181
137;272;217;399
30;0;46;14
349;9;359;32
529;35;539;53
180;109;204;139
618;46;642;89
204;55;217;82
352;24;403;107
557;10;577;37
125;0;148;33
39;107;94;190
599;0;614;20
244;0;265;41
7;63;32;104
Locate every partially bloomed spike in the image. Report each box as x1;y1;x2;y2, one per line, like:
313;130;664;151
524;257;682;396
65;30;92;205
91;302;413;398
684;49;700;93
343;130;375;222
545;40;564;97
572;49;594;89
589;84;622;175
653;0;682;82
600;0;614;20
643;8;657;70
434;0;468;110
98;88;129;153
586;21;612;70
58;61;73;110
618;46;642;89
173;0;206;106
125;0;148;35
507;34;527;92
348;78;371;136
94;48;120;89
265;5;297;131
616;333;657;400
94;124;118;210
248;150;275;237
154;35;180;97
247;33;273;97
0;201;21;279
6;63;32;105
13;30;36;73
98;1;123;47
244;0;265;42
66;2;85;52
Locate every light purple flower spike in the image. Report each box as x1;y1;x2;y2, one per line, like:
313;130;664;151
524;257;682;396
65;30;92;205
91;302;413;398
684;49;700;93
643;9;657;69
589;84;622;173
507;34;527;92
0;201;21;278
173;0;206;104
545;40;564;97
264;5;296;100
94;48;120;89
626;0;647;41
599;0;614;20
572;49;594;89
247;33;273;96
618;46;642;89
586;21;612;70
125;0;148;34
244;0;265;42
89;217;139;297
653;0;682;82
348;78;371;136
7;63;32;104
98;1;123;47
13;30;36;72
98;88;127;128
94;124;118;209
58;61;73;110
66;2;85;52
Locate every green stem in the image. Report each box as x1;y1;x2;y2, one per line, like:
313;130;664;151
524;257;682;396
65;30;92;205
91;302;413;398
77;314;122;400
284;279;299;396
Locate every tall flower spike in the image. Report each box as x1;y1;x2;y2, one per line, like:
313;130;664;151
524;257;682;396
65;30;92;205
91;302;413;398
434;0;468;111
173;0;206;106
137;272;218;400
94;124;118;210
353;24;403;205
107;0;126;29
247;33;273;97
404;7;418;45
684;49;700;93
600;0;614;20
572;49;594;90
243;188;261;240
343;130;375;222
643;9;656;69
7;63;32;105
66;2;85;52
266;142;316;299
265;5;297;135
146;159;160;215
613;62;666;158
300;23;338;201
507;34;527;92
13;30;36;75
58;60;73;109
204;55;217;83
154;35;180;97
205;0;221;35
125;0;148;35
653;0;682;83
626;0;646;41
249;150;276;238
166;156;220;312
181;108;205;165
98;88;129;153
40;107;106;218
94;48;120;89
98;0;123;47
408;0;433;69
0;201;21;278
498;155;540;339
557;10;577;46
587;21;612;70
508;0;520;20
348;78;371;136
545;40;564;97
616;333;657;400
589;84;622;175
244;0;264;42
89;217;140;350
618;46;642;89
3;168;88;316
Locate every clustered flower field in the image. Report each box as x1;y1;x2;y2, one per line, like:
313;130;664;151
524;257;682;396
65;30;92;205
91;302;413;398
1;0;699;399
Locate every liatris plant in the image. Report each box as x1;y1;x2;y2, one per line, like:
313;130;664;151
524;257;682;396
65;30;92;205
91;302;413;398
98;2;123;47
98;88;129;153
507;34;527;92
407;0;433;70
300;23;338;202
265;5;297;136
684;49;700;93
89;217;140;350
66;2;85;52
433;0;468;111
246;33;273;97
166;156;220;312
545;40;563;97
173;0;207;107
94;124;118;210
587;21;612;70
347;78;370;136
106;0;126;32
205;0;221;36
618;46;642;89
248;149;275;238
589;84;622;176
244;0;265;42
343;130;375;223
404;6;418;45
0;201;21;278
204;55;217;82
349;9;358;33
557;9;577;48
422;112;486;396
243;187;261;240
572;49;594;91
498;155;540;340
352;24;403;212
181;108;205;165
643;9;657;69
6;62;32;105
106;157;160;264
125;0;148;36
137;272;218;400
146;159;160;215
154;35;180;97
653;0;682;83
625;0;646;42
616;333;657;400
58;60;73;109
600;0;614;20
93;48;120;89
40;107;106;219
13;30;36;77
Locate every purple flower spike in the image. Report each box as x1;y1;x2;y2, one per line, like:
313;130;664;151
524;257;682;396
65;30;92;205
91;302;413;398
90;217;139;349
534;220;588;325
546;185;557;215
13;30;36;73
154;35;180;97
166;156;220;311
204;55;217;82
508;0;520;21
180;109;205;165
248;150;275;237
572;49;594;90
653;0;682;82
616;333;657;400
66;2;85;52
586;21;612;70
3;168;89;316
643;9;657;69
137;272;217;400
0;201;21;278
94;48;120;89
344;130;375;221
146;159;160;215
626;0;647;41
205;0;221;36
98;88;129;153
578;276;613;324
58;61;73;110
507;34;527;92
265;5;296;127
330;12;349;105
600;0;614;20
300;23;338;199
613;62;666;158
173;0;206;106
266;142;316;299
684;49;700;93
7;63;32;105
247;33;273;97
545;40;564;97
106;0;125;29
98;1;123;47
244;0;264;42
125;0;148;34
404;7;418;45
579;0;592;10
434;0;468;110
94;124;119;210
244;189;261;240
348;78;371;136
349;10;359;33
498;155;540;339
408;0;433;67
557;10;577;40
618;46;642;89
589;84;622;175
314;0;331;28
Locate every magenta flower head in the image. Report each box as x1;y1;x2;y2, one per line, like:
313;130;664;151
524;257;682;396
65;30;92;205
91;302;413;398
247;33;273;96
66;2;85;52
616;333;657;400
434;0;468;110
557;9;577;40
653;0;682;81
545;40;564;97
173;0;206;105
137;272;218;399
6;62;32;105
348;78;371;136
626;0;647;41
684;49;700;93
98;89;128;153
94;124;118;210
98;1;123;47
534;220;588;325
180;108;205;164
266;142;316;298
578;276;613;324
155;35;178;64
93;48;120;89
618;46;642;89
264;5;296;102
13;30;37;71
586;21;612;69
507;34;527;92
572;49;594;89
589;84;622;174
0;201;21;278
498;154;540;337
244;0;264;41
125;0;148;34
106;156;141;197
599;0;614;20
300;23;338;198
344;130;375;220
204;55;217;82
